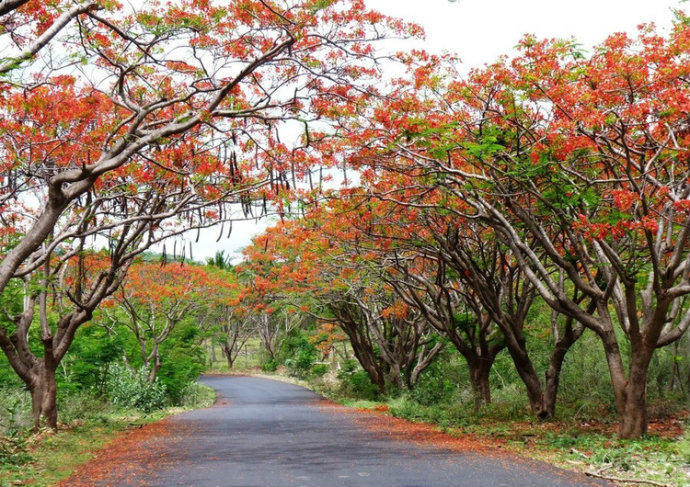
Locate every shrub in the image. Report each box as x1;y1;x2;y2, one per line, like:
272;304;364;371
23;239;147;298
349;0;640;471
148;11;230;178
180;382;216;408
679;432;690;465
0;391;31;435
106;364;168;412
284;334;318;378
311;364;329;377
411;361;456;406
156;322;206;404
261;358;279;372
336;359;379;400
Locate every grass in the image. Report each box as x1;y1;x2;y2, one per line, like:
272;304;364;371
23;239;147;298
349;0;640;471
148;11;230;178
336;394;690;487
0;384;216;487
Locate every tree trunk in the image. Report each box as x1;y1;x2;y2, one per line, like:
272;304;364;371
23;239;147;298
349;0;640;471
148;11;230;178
600;329;631;422
30;364;58;431
341;324;386;394
361;359;386;394
598;325;654;439
386;363;404;390
619;355;651;439
504;343;547;418
209;341;217;366
222;344;235;370
148;346;161;384
468;358;492;412
543;336;573;418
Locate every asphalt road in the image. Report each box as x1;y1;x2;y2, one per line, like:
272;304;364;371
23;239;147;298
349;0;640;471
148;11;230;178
75;376;610;487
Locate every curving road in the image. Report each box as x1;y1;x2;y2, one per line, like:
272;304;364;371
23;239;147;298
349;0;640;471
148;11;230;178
67;376;609;487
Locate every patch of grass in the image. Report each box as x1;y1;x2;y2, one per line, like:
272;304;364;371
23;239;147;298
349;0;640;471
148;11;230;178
0;384;215;487
385;400;690;487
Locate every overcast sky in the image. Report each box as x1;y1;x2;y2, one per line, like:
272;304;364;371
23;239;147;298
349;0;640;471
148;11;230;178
188;0;680;263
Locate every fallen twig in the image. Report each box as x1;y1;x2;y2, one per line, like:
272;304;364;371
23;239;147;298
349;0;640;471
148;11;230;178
585;471;672;487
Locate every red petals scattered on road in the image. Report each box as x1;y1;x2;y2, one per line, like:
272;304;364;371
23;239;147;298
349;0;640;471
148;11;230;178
58;417;191;487
316;399;501;454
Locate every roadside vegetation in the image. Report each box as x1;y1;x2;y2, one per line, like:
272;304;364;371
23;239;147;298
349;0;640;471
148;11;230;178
207;324;689;487
0;385;214;487
0;283;217;486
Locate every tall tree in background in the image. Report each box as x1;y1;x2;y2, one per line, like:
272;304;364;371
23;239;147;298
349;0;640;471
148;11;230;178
106;262;227;383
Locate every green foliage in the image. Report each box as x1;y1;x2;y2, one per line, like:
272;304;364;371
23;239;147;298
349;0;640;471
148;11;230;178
261;358;279;372
410;360;456;406
206;250;233;270
336;359;379;400
678;431;690;465
311;364;329;377
281;329;318;378
60;325;124;395
179;382;217;408
105;364;168;412
156;322;206;404
0;431;31;467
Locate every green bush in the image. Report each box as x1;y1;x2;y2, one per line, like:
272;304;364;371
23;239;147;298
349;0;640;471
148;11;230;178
283;332;318;378
336;359;379;400
411;360;456;406
679;431;690;465
106;364;168;412
311;363;329;377
0;391;31;436
61;325;124;395
179;382;216;408
156;322;206;404
261;358;279;372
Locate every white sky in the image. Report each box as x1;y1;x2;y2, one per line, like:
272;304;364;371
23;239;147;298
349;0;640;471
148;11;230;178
189;0;680;263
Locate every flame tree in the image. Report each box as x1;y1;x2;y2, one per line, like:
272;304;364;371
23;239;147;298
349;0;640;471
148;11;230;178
0;0;415;429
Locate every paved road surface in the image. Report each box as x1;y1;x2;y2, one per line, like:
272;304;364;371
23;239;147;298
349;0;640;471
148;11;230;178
70;376;609;487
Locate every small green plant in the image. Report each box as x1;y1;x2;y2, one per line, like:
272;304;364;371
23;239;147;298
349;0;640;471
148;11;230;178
336;360;379;400
679;432;690;465
284;336;318;378
311;364;329;377
261;358;279;372
0;431;32;467
411;361;455;406
106;364;168;412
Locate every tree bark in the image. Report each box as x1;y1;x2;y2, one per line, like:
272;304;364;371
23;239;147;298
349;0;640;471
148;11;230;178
543;343;568;418
222;344;235;370
501;334;548;418
209;342;217;366
468;358;492;412
618;354;651;438
543;318;584;418
148;345;161;384
30;364;58;431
